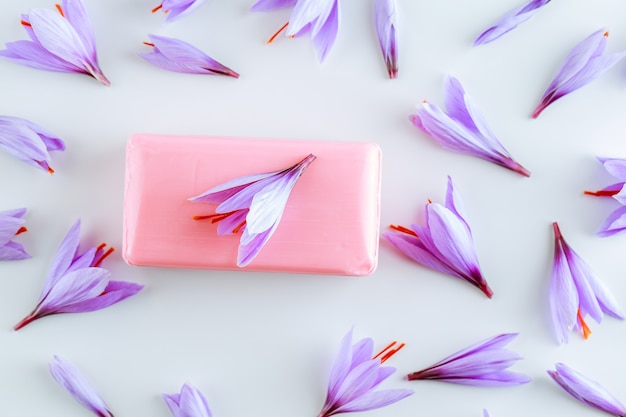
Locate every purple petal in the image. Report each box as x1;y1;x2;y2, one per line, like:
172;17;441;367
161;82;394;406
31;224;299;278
375;0;398;78
599;157;626;181
62;0;96;61
335;389;413;414
0;40;79;72
444;176;470;229
350;337;374;369
162;393;185;417
54;280;143;313
250;0;297;12
597;206;626;237
310;0;339;62
0;240;31;260
189;172;276;204
287;0;334;36
237;226;275;267
333;360;382;406
161;0;207;22
36;267;110;314
474;0;550;46
326;329;355;404
177;383;213;417
41;220;82;297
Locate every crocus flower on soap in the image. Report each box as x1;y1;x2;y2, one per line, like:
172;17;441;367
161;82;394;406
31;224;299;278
585;157;626;236
549;222;624;344
163;383;213;417
532;29;626;118
410;76;530;177
375;0;398;78
384;176;493;298
14;220;143;330
316;329;413;417
190;154;316;267
140;35;239;78
49;355;113;417
152;0;206;22
0;208;30;261
474;0;550;46
0;116;65;173
407;333;531;386
548;363;626;417
0;0;110;86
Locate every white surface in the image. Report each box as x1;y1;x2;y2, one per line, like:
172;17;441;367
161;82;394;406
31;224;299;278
2;1;626;416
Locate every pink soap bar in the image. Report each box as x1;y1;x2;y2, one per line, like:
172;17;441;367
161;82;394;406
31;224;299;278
123;134;381;276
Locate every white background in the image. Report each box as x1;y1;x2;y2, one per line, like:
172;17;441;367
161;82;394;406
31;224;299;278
2;1;626;416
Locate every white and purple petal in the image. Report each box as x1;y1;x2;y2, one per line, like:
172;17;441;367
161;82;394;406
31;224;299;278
163;383;213;417
474;0;550;46
375;0;398;78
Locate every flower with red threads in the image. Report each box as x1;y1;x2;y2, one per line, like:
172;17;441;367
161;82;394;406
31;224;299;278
585;157;626;236
14;220;143;330
0;208;31;261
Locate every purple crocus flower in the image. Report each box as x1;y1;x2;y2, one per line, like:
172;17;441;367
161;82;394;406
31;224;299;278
548;363;626;417
474;0;550;46
140;35;239;78
0;116;65;173
0;208;30;261
14;220;143;330
152;0;207;22
375;0;398;79
549;222;624;344
407;333;531;386
532;29;626;118
585;157;626;236
190;154;316;267
384;176;494;298
0;0;110;86
410;76;530;177
163;383;213;417
316;329;413;417
49;355;113;417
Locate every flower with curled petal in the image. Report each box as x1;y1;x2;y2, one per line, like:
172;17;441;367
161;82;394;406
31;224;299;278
384;176;493;298
14;220;143;330
0;0;110;86
407;333;531;386
585;157;626;237
317;329;413;417
140;35;239;78
532;29;626;118
152;0;207;22
474;0;550;46
410;76;530;176
549;222;623;344
49;355;113;417
0;116;65;173
163;383;213;417
190;154;316;267
0;208;30;261
375;0;398;78
548;363;626;417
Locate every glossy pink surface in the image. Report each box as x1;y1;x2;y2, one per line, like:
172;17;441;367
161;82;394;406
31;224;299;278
123;134;381;276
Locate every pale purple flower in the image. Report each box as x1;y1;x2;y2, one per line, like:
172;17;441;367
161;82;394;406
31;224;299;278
375;0;398;79
532;29;626;118
189;154;316;267
384;176;494;298
549;222;624;344
49;355;113;417
140;35;239;78
483;411;490;417
548;363;626;417
14;220;143;330
0;0;110;86
163;383;213;417
474;0;550;46
152;0;207;22
410;76;530;177
585;157;626;236
0;116;65;173
407;333;531;386
0;208;30;261
317;329;413;417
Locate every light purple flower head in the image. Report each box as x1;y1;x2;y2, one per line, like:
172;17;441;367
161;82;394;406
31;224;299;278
549;222;624;344
317;329;413;417
189;154;316;267
384;176;493;298
375;0;398;79
0;116;65;173
407;333;531;386
532;29;626;118
140;35;239;78
474;0;550;46
548;363;626;417
0;208;30;261
585;157;626;236
410;76;530;177
152;0;207;22
14;220;143;330
163;383;213;417
49;355;113;417
0;0;110;86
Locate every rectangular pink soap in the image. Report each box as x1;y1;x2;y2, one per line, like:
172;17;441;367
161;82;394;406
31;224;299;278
123;134;381;276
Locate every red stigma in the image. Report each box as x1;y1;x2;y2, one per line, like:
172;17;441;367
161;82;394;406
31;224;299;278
372;341;406;363
584;189;619;197
389;224;418;237
152;3;163;13
47;166;55;175
92;243;115;267
143;42;155;47
577;309;592;340
55;4;65;17
604;31;609;37
267;22;289;44
20;20;32;27
193;211;246;234
15;226;28;236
